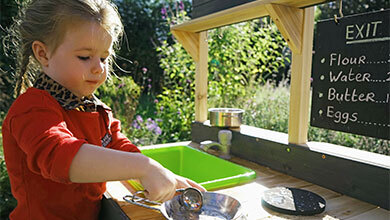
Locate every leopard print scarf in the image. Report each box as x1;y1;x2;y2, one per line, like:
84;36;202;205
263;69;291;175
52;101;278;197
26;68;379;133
33;73;105;112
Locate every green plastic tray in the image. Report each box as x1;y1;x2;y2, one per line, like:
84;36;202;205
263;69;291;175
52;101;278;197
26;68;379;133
128;145;256;191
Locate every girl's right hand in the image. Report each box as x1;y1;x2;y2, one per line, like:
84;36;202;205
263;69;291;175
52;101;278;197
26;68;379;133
138;157;177;202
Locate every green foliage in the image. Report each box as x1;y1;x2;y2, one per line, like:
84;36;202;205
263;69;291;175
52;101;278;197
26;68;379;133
156;89;194;143
0;159;16;220
112;0;192;94
0;0;19;114
237;81;290;133
208;19;289;107
156;9;289;142
96;75;141;136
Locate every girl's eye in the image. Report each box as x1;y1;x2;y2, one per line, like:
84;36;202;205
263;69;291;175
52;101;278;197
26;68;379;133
78;56;90;60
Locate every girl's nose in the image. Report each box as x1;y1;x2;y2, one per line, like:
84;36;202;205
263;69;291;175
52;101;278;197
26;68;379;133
91;58;105;75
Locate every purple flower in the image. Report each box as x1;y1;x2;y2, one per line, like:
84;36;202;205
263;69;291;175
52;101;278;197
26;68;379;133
161;7;167;16
160;106;164;111
156;118;162;122
147;78;152;82
117;83;125;89
179;1;184;10
142;67;148;73
154;99;159;103
132;120;140;129
154;126;162;135
146;120;157;132
146;118;153;124
148;84;152;89
136;115;143;123
177;110;181;115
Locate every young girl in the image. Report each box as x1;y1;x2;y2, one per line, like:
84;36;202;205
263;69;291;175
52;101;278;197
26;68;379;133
2;0;204;219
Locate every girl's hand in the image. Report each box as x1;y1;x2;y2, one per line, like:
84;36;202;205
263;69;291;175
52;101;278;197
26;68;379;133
138;158;177;202
173;174;206;193
138;158;206;202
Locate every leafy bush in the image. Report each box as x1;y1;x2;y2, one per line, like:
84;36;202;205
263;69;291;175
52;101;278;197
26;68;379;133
155;88;195;143
112;0;192;94
207;19;289;108
96;75;141;137
156;14;289;142
236;81;290;133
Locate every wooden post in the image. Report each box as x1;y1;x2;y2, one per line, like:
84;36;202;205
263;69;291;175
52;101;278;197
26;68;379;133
266;5;314;144
195;32;208;122
288;7;315;144
171;30;209;122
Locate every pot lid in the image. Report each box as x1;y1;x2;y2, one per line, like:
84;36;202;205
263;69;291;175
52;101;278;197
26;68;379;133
261;187;326;216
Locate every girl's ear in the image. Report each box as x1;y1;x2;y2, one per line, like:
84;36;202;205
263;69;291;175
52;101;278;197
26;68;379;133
32;41;50;67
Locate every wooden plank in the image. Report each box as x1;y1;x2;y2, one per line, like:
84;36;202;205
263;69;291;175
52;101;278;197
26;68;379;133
170;30;208;122
307;142;390;169
346;207;390;220
288;7;315;144
194;31;208;122
106;181;165;220
170;30;200;62
171;0;331;32
324;196;377;219
192;0;255;19
172;0;272;32
265;3;303;54
191;122;390;210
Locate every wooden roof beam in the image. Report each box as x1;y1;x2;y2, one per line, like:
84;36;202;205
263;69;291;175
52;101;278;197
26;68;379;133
266;3;303;54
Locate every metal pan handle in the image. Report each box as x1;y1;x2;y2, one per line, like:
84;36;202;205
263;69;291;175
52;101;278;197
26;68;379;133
123;190;161;211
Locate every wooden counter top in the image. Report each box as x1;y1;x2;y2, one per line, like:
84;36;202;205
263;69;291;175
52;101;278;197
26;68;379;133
105;145;389;220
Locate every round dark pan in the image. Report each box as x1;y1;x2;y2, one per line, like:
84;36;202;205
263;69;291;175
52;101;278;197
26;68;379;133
261;187;326;216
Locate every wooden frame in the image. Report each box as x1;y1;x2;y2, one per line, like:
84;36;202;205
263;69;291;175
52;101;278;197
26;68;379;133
171;0;321;144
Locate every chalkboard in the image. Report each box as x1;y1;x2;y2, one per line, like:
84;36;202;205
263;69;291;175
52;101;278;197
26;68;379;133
311;9;390;140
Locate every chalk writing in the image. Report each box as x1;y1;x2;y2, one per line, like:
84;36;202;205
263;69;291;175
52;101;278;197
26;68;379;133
311;9;390;140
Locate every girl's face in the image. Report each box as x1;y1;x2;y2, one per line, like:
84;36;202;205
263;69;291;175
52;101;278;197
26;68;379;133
44;21;113;97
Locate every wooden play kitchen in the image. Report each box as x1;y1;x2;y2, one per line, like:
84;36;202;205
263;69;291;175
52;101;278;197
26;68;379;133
102;0;389;219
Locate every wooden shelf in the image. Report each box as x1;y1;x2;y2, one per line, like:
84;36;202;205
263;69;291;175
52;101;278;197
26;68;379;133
171;0;329;32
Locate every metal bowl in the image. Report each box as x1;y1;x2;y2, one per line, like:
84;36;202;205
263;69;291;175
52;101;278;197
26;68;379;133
161;192;246;220
209;108;244;128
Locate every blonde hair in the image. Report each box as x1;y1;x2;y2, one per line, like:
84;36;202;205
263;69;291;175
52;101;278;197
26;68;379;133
6;0;123;96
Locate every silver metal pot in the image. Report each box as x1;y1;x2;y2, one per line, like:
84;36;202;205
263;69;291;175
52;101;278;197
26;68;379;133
124;191;247;220
209;108;244;127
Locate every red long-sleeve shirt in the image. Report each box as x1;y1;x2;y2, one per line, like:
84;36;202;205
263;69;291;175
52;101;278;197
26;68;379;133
2;88;140;220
